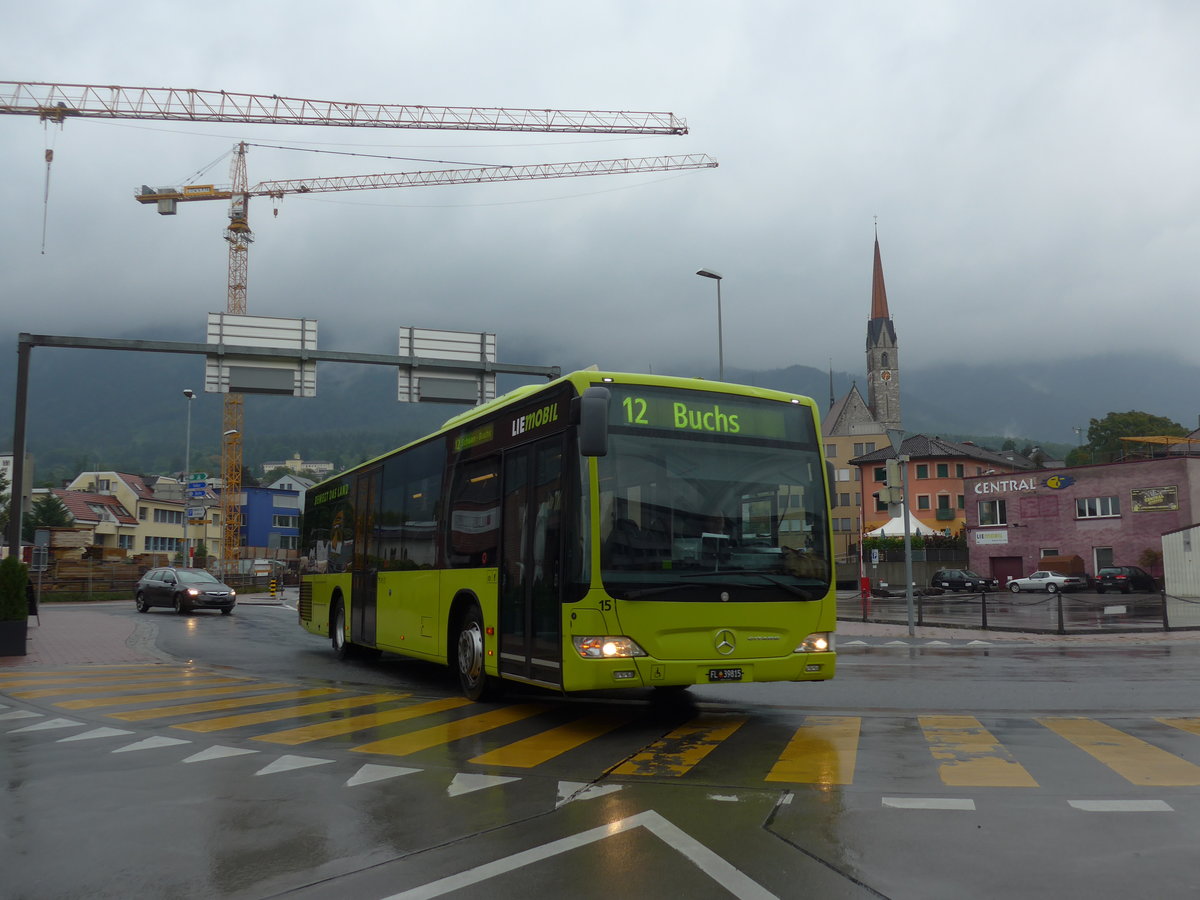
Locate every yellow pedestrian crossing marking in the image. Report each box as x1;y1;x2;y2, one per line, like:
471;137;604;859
470;712;632;768
766;716;860;785
57;682;295;710
351;703;552;757
253;697;472;745
109;688;346;722
1159;717;1200;737
611;713;747;778
0;671;185;689
919;715;1039;787
16;676;242;700
0;666;169;684
1038;717;1200;786
173;693;411;733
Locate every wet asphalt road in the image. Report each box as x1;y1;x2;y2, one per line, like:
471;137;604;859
3;601;1200;899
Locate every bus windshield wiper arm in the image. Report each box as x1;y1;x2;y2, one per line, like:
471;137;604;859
682;569;817;599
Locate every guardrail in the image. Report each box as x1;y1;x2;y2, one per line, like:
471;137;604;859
839;589;1200;634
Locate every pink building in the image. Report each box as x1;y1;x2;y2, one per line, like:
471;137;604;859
965;457;1200;585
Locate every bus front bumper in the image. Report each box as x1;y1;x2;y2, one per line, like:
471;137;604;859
562;651;836;691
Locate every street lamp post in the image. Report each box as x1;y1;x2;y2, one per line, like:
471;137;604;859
183;390;195;565
695;268;724;380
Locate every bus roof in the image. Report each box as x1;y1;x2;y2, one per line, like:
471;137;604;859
310;370;821;489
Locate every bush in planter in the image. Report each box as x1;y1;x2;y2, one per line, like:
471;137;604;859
0;555;29;622
0;555;29;656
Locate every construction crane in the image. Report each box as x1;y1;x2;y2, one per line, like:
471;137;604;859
2;81;708;573
140;145;716;569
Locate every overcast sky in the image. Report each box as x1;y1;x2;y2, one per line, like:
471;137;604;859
2;1;1196;383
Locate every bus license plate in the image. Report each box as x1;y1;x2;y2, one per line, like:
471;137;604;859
708;667;743;682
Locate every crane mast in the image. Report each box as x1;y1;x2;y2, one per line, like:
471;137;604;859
3;81;709;575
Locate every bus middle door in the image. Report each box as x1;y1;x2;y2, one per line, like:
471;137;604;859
350;466;380;646
499;436;565;689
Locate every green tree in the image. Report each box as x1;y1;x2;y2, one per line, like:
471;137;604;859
22;494;73;542
0;470;10;538
1074;410;1186;464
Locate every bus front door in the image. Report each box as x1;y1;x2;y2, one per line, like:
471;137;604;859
499;437;564;688
350;466;380;646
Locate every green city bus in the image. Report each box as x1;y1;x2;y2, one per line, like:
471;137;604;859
298;370;835;699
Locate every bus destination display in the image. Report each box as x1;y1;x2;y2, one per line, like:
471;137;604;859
605;384;811;442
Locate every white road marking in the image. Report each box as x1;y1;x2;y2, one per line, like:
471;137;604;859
183;745;260;763
113;736;192;753
709;794;740;802
347;764;421;787
555;781;623;807
381;809;778;900
0;710;42;722
255;754;334;776
57;727;135;742
9;717;82;733
1069;800;1173;812
447;772;520;797
882;797;976;810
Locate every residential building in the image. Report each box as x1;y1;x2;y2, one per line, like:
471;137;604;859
62;471;221;558
261;452;335;478
266;473;316;510
852;436;1037;536
236;486;301;552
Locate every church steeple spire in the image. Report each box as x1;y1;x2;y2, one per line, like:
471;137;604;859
865;224;901;431
870;226;890;321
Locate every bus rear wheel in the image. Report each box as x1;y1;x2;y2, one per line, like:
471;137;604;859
456;604;497;701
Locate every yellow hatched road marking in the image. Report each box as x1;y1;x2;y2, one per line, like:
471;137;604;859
766;715;860;784
351;703;551;757
173;692;410;733
16;676;241;699
1039;717;1200;786
919;715;1039;787
253;697;471;745
0;669;184;688
57;682;294;710
610;714;747;778
470;712;632;768
109;688;346;721
1159;717;1200;737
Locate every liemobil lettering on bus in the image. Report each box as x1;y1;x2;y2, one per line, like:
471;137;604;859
511;402;560;437
673;402;739;434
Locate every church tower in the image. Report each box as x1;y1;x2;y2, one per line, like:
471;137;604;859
865;231;901;431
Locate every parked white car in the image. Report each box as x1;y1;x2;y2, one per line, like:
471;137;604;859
1007;570;1086;594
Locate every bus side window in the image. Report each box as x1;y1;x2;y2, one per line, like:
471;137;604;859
447;456;501;568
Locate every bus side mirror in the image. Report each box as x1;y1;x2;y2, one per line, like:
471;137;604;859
577;386;610;457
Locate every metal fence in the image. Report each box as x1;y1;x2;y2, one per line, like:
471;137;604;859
839;589;1200;634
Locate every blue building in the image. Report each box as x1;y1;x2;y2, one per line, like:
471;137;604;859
237;486;301;552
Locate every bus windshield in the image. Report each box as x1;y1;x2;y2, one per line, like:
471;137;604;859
596;428;830;602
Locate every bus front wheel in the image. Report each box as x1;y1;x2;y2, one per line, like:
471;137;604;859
456;604;497;701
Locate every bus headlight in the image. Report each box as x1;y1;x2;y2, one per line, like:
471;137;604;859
796;632;834;653
573;636;648;659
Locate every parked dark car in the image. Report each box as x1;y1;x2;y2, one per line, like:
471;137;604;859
135;567;237;614
1095;566;1157;594
930;569;1000;592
